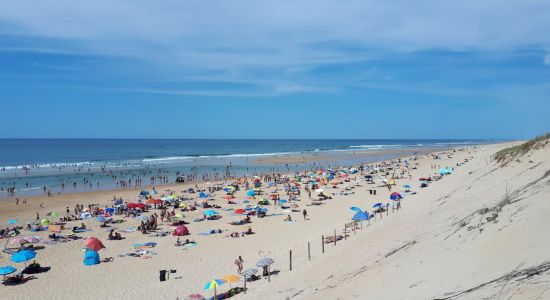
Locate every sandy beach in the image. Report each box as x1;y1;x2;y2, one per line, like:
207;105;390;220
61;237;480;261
2;140;548;300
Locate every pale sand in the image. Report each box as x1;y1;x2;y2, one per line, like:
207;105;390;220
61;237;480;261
3;141;548;299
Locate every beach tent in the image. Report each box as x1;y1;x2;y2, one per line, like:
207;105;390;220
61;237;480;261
105;208;115;214
199;192;208;198
80;212;92;219
173;225;189;236
140;190;149;196
83;250;100;266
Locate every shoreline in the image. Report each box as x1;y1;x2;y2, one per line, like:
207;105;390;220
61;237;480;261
0;145;470;200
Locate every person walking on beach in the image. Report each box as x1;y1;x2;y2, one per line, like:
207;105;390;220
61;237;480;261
303;209;308;220
234;256;244;274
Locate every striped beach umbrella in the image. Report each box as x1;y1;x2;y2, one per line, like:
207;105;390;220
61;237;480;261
256;257;274;268
203;279;225;299
242;268;258;279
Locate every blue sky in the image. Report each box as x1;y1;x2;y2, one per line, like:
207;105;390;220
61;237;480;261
1;0;549;139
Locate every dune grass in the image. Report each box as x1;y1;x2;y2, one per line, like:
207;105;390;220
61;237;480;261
494;133;550;163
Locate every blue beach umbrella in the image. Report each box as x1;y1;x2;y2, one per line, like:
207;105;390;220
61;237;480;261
105;208;115;214
7;219;17;224
403;184;411;189
11;250;36;263
352;212;369;221
350;207;362;213
114;199;123;206
246;190;255;197
199;192;207;198
96;216;106;222
243;200;250;204
0;266;17;276
278;199;288;204
372;203;383;209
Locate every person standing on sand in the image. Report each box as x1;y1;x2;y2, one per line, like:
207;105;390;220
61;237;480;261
303;209;308;220
234;256;244;274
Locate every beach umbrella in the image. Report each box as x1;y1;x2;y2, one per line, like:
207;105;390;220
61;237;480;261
96;216;106;222
146;199;155;205
47;212;59;218
242;268;258;279
403;184;411;189
203;279;225;299
246;190;255;197
105;207;115;214
199;192;207;198
256;257;274;268
175;213;185;219
203;210;219;217
84;237;105;251
234;209;246;215
114;199;123;206
390;192;402;200
0;266;17;276
352;212;369;221
221;274;241;288
179;203;187;208
40;218;49;226
7;219;17;224
223;195;235;200
185;294;205;300
11;250;36;264
243;200;250;204
350;207;362;213
154;199;163;205
24;236;41;243
372;203;383;208
278;199;288;205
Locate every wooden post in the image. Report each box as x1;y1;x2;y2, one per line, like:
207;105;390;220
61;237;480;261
334;229;337;246
344;224;347;240
308;242;311;261
322;235;325;253
290;250;293;271
360;220;363;230
244;277;247;294
353;223;356;235
268;265;271;282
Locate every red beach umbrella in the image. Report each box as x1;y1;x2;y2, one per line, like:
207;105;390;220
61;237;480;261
234;209;246;215
84;237;105;251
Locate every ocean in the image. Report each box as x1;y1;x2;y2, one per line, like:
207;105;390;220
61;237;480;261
0;139;498;198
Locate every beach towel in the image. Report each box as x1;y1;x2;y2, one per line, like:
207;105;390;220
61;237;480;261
132;242;157;249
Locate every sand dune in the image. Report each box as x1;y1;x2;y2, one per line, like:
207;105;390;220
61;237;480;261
243;141;550;299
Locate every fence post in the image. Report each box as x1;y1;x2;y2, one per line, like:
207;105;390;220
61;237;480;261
289;250;292;271
308;242;311;261
322;235;325;253
344;224;347;240
334;229;337;246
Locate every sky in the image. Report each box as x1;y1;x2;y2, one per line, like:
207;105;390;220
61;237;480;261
0;0;549;139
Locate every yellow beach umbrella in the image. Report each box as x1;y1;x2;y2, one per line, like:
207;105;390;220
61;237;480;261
221;274;240;288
